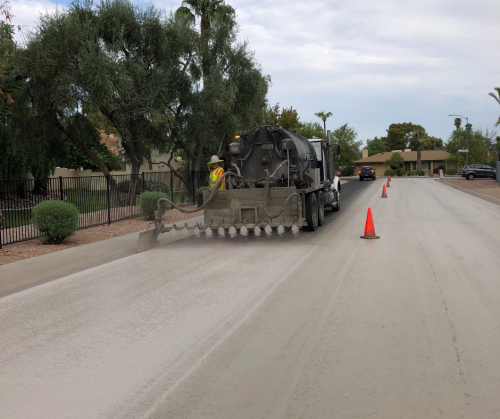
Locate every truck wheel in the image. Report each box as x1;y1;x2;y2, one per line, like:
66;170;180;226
306;192;318;231
332;190;340;212
317;192;325;226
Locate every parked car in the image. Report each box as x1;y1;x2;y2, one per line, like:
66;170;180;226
359;166;376;181
461;164;497;180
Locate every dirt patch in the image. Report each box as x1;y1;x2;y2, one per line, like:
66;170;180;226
442;178;500;189
441;178;500;202
0;207;203;266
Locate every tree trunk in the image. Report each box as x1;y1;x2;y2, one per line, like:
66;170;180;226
77;142;123;206
417;144;422;171
121;136;144;206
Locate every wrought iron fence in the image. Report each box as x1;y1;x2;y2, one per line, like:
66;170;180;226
0;170;209;247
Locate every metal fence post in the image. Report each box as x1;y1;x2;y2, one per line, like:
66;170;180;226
170;171;174;204
59;176;64;201
106;175;111;225
192;170;195;205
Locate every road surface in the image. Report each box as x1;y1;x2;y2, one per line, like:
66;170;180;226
1;178;500;418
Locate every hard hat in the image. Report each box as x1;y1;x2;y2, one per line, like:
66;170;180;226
207;155;224;169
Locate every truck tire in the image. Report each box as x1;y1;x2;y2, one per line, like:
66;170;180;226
306;192;318;231
332;190;340;212
317;192;325;226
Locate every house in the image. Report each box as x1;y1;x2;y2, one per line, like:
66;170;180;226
354;149;454;175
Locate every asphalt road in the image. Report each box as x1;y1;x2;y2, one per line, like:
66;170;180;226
1;178;500;419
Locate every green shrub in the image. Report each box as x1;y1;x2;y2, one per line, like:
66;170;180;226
117;180;130;194
32;200;80;244
406;170;415;176
196;186;210;207
145;178;168;193
397;169;407;176
447;168;457;175
384;169;395;176
416;170;425;176
140;191;168;220
340;166;354;176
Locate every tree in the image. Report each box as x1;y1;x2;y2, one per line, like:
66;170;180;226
314;111;332;134
411;128;427;171
176;0;234;80
21;0;198;204
366;137;386;156
384;122;425;151
263;103;301;129
331;124;362;170
445;124;487;168
384;152;404;170
56;124;122;172
488;87;500;126
165;7;269;193
291;121;325;140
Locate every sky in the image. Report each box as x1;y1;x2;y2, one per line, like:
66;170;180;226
12;0;500;145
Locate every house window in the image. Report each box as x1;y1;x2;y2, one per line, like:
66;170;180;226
412;161;429;170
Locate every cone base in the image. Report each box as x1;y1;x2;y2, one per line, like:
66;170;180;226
381;195;388;198
360;235;380;239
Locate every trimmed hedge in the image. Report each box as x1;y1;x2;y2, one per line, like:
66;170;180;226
416;170;425;176
406;170;415;176
32;200;80;244
384;169;395;176
196;186;210;207
447;168;457;175
145;178;168;193
140;191;168;220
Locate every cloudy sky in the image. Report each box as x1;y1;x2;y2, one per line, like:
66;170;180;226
12;0;500;144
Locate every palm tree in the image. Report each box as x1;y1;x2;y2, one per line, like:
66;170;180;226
314;111;332;134
412;128;427;172
454;117;462;130
176;0;235;79
488;87;500;126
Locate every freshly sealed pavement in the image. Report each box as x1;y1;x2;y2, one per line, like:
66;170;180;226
1;178;499;419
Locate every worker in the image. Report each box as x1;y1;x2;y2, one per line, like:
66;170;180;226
208;155;225;190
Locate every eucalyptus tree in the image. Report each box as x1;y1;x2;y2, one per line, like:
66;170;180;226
314;111;332;134
20;0;196;204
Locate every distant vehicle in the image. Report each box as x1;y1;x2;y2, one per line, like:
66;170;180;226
461;164;497;180
359;166;376;181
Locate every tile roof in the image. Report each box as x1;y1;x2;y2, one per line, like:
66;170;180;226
354;150;450;163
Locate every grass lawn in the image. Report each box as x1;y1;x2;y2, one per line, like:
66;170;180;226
1;190;191;229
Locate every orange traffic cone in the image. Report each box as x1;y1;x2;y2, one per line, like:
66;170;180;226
388;175;391;182
386;178;390;187
360;208;380;239
382;184;388;198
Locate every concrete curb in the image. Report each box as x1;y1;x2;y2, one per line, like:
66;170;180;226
0;215;204;298
437;180;500;207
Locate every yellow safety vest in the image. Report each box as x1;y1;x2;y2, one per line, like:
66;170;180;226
209;167;225;190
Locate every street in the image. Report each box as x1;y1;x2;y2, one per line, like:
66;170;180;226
1;178;500;418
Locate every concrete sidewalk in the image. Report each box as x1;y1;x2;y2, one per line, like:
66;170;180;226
0;215;204;298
